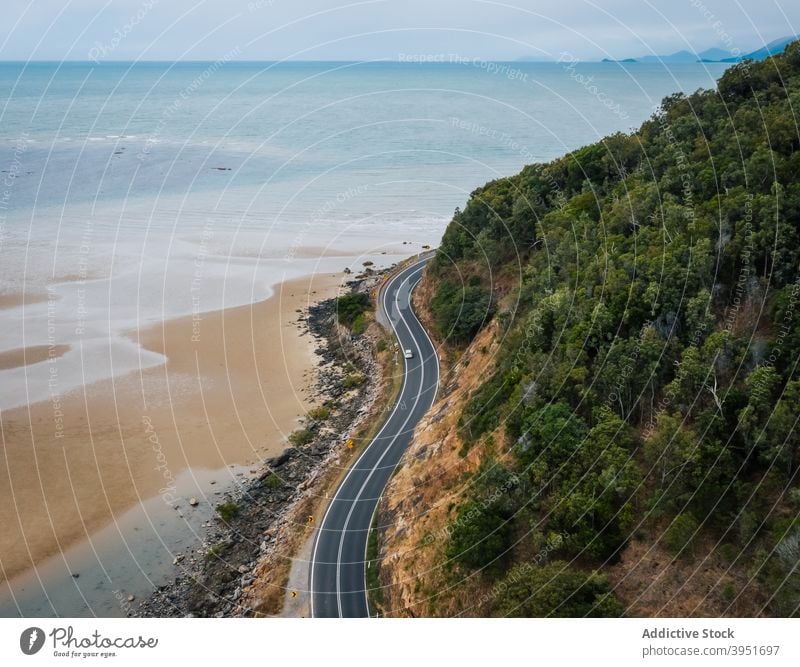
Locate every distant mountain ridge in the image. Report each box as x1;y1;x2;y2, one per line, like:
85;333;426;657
520;35;798;63
624;35;797;63
718;35;799;61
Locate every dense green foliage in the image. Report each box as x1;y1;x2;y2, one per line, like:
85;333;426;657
435;42;800;616
446;497;513;572
492;562;623;617
445;464;518;572
335;292;371;329
663;513;700;555
431;279;494;344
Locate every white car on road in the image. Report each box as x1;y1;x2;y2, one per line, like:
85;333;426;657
404;349;414;359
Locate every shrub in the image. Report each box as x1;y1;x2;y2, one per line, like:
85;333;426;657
216;502;239;524
763;528;800;616
351;313;367;335
289;428;314;446
664;513;699;555
343;374;365;389
308;406;331;421
205;543;225;561
335;292;371;328
366;516;383;609
722;583;736;603
460;369;519;442
263;473;283;490
515;402;588;468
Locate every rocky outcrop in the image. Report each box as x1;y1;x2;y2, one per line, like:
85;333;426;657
138;276;386;617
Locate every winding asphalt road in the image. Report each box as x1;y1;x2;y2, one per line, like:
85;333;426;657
310;257;439;617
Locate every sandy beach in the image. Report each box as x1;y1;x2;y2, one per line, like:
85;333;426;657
0;271;344;584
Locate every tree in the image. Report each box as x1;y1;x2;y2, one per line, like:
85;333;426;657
759;380;800;479
551;410;640;559
663;513;699;556
738;365;781;457
492;561;624;617
643;414;699;514
515;402;588;473
446;498;513;574
431;281;494;344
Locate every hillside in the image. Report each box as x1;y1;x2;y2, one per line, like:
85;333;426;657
721;36;799;63
375;40;800;617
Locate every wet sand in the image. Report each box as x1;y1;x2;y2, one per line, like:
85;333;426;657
0;271;345;584
0;292;49;311
0;345;70;371
0;466;235;617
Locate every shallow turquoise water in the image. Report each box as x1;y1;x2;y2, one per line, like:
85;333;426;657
0;60;727;230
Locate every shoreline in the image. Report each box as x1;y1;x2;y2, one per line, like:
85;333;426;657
0;270;346;610
137;266;395;617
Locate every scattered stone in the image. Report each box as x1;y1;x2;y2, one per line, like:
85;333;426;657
137;269;388;618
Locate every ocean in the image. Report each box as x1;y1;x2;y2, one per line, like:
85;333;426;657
0;60;727;410
1;60;728;223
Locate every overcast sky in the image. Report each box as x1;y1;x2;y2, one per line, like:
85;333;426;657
1;0;797;62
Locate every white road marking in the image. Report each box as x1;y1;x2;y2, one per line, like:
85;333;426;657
310;259;433;617
335;274;427;615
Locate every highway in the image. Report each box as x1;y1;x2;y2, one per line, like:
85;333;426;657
310;257;439;617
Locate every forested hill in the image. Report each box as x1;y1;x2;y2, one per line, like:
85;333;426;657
413;40;800;616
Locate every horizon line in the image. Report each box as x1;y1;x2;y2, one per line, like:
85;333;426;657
0;58;739;65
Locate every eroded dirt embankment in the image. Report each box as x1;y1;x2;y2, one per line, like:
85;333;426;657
374;271;507;617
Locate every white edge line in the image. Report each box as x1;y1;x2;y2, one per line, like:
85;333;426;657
360;265;440;615
335;269;426;615
309;258;426;617
318;262;416;617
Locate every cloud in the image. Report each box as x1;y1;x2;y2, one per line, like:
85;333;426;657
0;0;797;61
